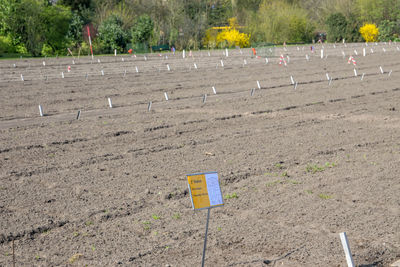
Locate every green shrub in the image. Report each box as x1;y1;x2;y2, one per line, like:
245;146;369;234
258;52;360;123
325;13;348;42
98;14;129;53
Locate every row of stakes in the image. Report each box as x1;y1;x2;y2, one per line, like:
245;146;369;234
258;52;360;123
16;43;400;82
35;60;395;118
35;64;389;120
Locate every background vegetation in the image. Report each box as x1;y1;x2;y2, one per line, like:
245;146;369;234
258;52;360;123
1;0;400;57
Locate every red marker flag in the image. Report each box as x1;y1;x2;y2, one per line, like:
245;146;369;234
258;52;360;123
87;26;94;59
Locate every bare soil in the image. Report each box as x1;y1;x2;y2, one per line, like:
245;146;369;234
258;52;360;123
0;44;399;266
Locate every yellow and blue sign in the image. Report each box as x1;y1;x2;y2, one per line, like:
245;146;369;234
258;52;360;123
187;172;224;210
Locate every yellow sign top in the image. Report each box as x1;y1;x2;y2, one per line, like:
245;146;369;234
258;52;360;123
187;172;223;210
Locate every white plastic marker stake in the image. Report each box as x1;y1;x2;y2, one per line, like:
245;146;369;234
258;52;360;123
250;88;255;96
354;49;358;55
123;70;127;77
321;49;324;59
202;94;207;103
294;82;298;90
13;64;16;68
306;54;309;61
287;55;290;63
97;59;101;63
243;59;247;65
164;92;169;101
76;110;81;120
61;72;64;78
363;48;366;57
101;70;104;76
329;77;333;86
370;48;374;53
72;60;75;65
326;73;330;80
225;48;228;57
43;61;46;66
380;66;384;74
342;51;345;58
361;73;365;81
183;49;186;58
108;98;112;108
167;64;170;71
122;57;124;62
290;76;295;85
383;47;386;53
38;105;44;116
194;63;198;69
257;80;261;89
144;55;147;61
354;68;358;77
212;86;216;95
297;46;299;51
135;66;139;73
397;46;400;51
20;74;24;81
333;44;336;48
265;57;269;64
388;70;392;76
339;232;355;267
148;101;152;111
208;51;210;57
220;60;224;67
114;49;117;56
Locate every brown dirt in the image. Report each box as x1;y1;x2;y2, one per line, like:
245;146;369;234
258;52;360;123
0;44;399;266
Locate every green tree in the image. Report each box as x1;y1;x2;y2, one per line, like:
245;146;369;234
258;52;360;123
1;0;71;56
378;19;399;41
131;14;154;45
325;13;348;42
98;14;129;53
67;11;85;47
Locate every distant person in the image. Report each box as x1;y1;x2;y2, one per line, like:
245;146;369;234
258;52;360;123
171;46;176;55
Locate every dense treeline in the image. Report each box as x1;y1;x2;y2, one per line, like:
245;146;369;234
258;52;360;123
1;0;400;56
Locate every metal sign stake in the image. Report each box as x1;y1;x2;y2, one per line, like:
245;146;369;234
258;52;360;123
202;208;211;267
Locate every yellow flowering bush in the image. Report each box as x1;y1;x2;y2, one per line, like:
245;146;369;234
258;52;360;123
216;28;250;48
359;23;379;42
203;17;250;48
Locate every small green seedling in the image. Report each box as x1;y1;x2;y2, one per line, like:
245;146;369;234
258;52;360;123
224;193;238;199
91;245;96;251
69;253;83;264
172;213;181;220
152;214;161;220
142;221;151;230
274;163;284;169
85;221;93;226
318;193;333;200
306;164;325;173
305;190;313;194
